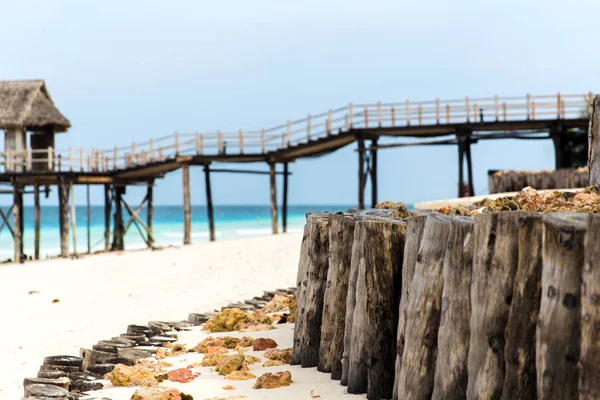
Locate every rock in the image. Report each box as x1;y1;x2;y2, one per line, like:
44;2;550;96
262;294;290;313
252;338;277;351
222;385;235;390
23;377;69;392
167;368;198;383
120;333;148;344
203;309;273;332
263;360;284;367
238;324;274;332
70;379;104;391
36;370;66;379
244;355;261;365
129;387;183;400
127;324;154;338
43;355;83;369
374;201;410;218
267;348;292;364
253;371;293;389
107;363;159;387
192;336;247;352
24;384;70;398
188;312;213;325
148;321;172;335
226;371;256;380
216;355;245;375
80;348;115;370
86;363;117;375
288;296;297;323
201;352;229;367
117;348;152;364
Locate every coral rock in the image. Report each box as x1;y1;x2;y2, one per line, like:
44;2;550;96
267;348;292;364
202;309;252;332
129;387;183;400
252;338;278;351
222;385;235;390
216;355;245;375
287;296;297;323
244;355;261;365
262;294;290;313
375;201;410;219
253;371;293;389
263;360;284;367
108;363;158;387
201;353;229;367
226;371;256;381
167;368;198;383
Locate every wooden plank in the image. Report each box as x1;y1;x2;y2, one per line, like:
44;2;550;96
204;165;215;242
269;163;278;234
34;184;40;260
121;197;154;245
182;164;191;245
537;213;588;400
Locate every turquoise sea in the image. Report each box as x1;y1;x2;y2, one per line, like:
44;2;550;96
4;205;360;260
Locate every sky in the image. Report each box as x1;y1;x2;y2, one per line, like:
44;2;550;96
0;0;598;206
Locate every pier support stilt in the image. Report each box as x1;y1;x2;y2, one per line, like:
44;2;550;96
13;182;22;263
182;164;191;245
70;183;77;255
58;178;70;257
19;184;24;259
465;138;475;196
34;184;40;260
457;142;465;198
358;138;365;210
371;139;378;207
283;163;288;233
204;165;215;242
147;179;154;247
112;185;124;251
104;184;111;252
86;184;91;254
269;162;278;234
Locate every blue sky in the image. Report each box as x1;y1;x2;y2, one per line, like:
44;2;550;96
1;0;598;206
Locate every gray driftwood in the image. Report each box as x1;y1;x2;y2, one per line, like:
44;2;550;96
501;212;543;400
589;95;600;186
536;213;588;400
291;224;310;365
318;212;355;377
432;216;474;400
393;214;427;400
396;214;451;400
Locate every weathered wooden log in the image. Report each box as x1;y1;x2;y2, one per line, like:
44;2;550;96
291;213;329;367
432;216;474;400
536;213;588;399
466;211;521;399
347;212;406;399
396;214;451;400
318;212;355;378
580;213;600;399
501;212;543;400
589;95;600;186
182;163;191;245
58;178;70;257
341;209;395;387
393;214;427;400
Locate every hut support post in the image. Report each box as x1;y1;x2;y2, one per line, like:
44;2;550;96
147;179;154;247
269;162;278;234
283;162;289;233
551;124;566;170
34;184;40;260
104;184;111;252
465;135;475;196
13;182;22;263
182;164;191;245
457;141;465;198
358;137;366;209
204;165;215;241
70;183;77;255
86;184;91;254
371;139;378;206
58;178;70;257
112;185;124;251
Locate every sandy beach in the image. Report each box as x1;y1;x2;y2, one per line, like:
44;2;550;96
1;232;303;399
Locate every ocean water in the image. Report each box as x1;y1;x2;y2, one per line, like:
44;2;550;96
2;205;357;260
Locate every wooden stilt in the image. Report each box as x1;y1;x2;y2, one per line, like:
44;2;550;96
283;163;288;233
58;178;70;257
18;184;24;258
34;184;40;260
112;185;124;251
13;182;22;263
457;142;465;198
358;138;366;210
70;183;77;255
465;137;475;196
147;179;154;247
86;184;91;254
104;184;111;252
182;164;191;245
269;162;278;234
204;165;215;242
371;139;378;206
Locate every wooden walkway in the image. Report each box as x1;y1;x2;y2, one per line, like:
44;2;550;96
0;92;594;262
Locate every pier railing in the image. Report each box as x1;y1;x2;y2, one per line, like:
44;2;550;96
0;92;594;173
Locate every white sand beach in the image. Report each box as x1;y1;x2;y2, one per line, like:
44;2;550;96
0;233;304;399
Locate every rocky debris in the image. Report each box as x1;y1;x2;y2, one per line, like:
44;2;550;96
287;296;297;323
265;348;292;364
201;352;229;367
252;371;293;389
225;371;256;381
262;294;290;313
192;336;250;353
167;368;198;383
262;360;284;367
222;385;235;390
244;355;261;365
107;363;159;387
129;387;185;400
437;205;472;216
202;309;273;333
216;355;245;375
252;338;277;351
375;201;411;219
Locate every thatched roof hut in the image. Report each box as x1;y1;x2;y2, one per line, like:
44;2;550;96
0;80;70;133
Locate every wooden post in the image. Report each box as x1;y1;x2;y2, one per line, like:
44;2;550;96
358;137;365;210
537;213;588;400
436;98;440;123
457;141;465;198
182;164;191;245
86;185;91;254
406;100;410;125
432;216;475;400
465;96;470;122
58;178;70;257
393;215;427;400
588;96;600;185
269;162;278;234
396;214;451;399
111;185;124;251
307;115;312;140
465;136;475;196
239;129;244;154
204;165;215;242
319;213;356;380
580;214;600;399
467;212;521;399
292;224;310;366
502;213;543;400
34;184;40;260
13;183;22;263
370;139;378;207
283;163;288;233
70;183;77;255
147;180;154;247
347;214;406;399
104;184;111;252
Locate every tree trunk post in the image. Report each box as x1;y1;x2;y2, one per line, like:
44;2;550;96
13;182;23;263
204;165;215;242
283;162;288;233
86;184;91;254
589;95;600;185
269;162;278;234
358;137;366;210
371;139;378;207
58;178;70;257
457;141;465;198
291;224;310;366
465;136;475;196
34;184;40;260
147;179;154;247
182;164;191;245
112;185;124;251
537;213;588;400
104;184;111;252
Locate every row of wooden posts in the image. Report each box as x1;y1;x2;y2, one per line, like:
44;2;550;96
292;208;600;400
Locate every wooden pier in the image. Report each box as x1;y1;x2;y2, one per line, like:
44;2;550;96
0;80;594;262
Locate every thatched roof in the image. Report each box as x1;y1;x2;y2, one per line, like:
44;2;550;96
0;80;70;133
